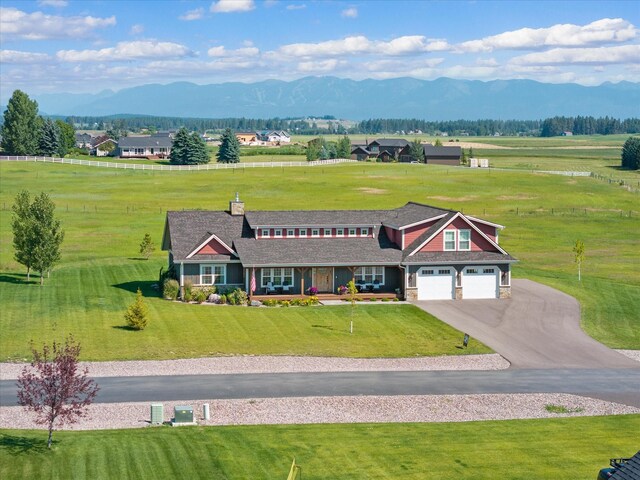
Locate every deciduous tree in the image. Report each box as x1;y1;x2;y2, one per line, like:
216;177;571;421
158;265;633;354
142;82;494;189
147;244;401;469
408;139;425;163
336;135;351;159
17;335;99;449
1;90;41;155
216;128;240;163
55;120;76;157
11;190;34;281
573;239;585;282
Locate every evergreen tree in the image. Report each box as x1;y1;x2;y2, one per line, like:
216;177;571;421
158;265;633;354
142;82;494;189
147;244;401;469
408;139;425;163
434;138;443;146
336;135;351;159
55;120;76;156
306;141;320;161
169;127;190;164
216;128;240;163
38;118;61;156
124;288;149;330
139;233;155;259
1;90;41;155
621;136;640;170
185;132;209;164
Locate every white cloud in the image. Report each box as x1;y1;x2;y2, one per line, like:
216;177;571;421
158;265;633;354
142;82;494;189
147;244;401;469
341;7;358;18
130;24;144;35
207;45;260;57
476;57;499;67
210;0;255;13
297;59;343;73
179;8;204;21
277;35;450;58
37;0;68;7
0;7;116;41
57;41;193;63
0;49;51;64
286;3;306;10
457;18;637;52
511;45;640;65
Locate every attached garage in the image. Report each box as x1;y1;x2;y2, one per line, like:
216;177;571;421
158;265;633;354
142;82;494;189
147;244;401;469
462;266;499;299
417;267;455;300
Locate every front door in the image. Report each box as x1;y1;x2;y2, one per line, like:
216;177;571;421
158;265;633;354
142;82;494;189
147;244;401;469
314;267;333;293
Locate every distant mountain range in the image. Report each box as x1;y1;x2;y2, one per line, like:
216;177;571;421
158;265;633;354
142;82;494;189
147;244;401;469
31;76;640;120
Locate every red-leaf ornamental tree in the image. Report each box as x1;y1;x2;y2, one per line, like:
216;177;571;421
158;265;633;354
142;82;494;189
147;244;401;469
17;335;99;449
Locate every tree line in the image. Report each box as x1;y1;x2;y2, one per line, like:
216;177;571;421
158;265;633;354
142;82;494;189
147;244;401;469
540;116;640;137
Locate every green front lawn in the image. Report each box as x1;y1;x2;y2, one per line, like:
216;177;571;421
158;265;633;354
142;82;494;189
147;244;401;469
0;158;638;360
2;415;638;479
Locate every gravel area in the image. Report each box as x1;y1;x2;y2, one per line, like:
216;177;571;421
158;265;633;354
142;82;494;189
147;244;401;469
0;354;509;380
617;350;640;362
1;394;637;431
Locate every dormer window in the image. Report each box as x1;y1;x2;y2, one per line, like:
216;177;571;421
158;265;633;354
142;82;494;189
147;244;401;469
287;229;295;237
458;230;471;251
274;229;283;238
300;228;307;237
360;227;369;236
261;229;270;238
324;228;331;236
444;230;456;251
348;228;356;237
311;229;320;237
336;228;344;237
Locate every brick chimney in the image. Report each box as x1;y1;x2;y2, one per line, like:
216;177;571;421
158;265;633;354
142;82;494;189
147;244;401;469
229;192;245;216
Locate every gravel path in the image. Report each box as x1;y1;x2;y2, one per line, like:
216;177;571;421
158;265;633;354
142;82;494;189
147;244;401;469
0;354;510;380
1;394;637;431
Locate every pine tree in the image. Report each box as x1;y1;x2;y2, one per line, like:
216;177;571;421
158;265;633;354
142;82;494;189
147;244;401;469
169;127;190;164
409;139;425;163
216;128;240;163
336;135;351;159
621;136;640;170
139;233;155;259
38;118;61;156
124;288;149;330
1;90;41;155
185;132;209;164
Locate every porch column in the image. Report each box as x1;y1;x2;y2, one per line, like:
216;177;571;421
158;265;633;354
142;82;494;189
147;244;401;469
179;262;184;297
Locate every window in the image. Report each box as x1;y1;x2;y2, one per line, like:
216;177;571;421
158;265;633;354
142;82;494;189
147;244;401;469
444;230;456;251
348;228;356;237
336;228;344;237
355;266;384;284
311;229;320;237
360;227;369;236
261;229;269;238
200;265;226;285
438;269;450;275
274;229;282;238
287;229;295;237
261;267;293;287
423;269;434;275
466;268;478;274
323;228;331;236
299;229;307;237
501;271;510;286
483;268;495;274
459;230;471;251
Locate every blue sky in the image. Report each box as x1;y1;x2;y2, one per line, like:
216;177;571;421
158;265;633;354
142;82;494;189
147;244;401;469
0;0;638;102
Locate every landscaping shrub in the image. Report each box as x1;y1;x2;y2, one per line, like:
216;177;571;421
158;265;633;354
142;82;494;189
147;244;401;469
262;299;277;307
193;290;206;304
218;294;227;305
124;288;149;330
229;288;249;306
162;279;179;300
369;298;377;302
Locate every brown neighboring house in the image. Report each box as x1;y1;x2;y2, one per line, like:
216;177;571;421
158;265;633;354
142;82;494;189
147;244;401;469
162;196;516;300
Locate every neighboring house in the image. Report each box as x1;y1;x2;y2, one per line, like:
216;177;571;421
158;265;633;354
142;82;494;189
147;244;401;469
75;133;93;149
256;130;291;144
350;145;370;161
162;197;515;300
421;144;462;165
236;132;258;145
118;134;173;158
90;135;117;157
350;138;410;162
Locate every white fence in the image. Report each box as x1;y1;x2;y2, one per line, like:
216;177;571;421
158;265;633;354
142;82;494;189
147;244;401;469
0;156;357;171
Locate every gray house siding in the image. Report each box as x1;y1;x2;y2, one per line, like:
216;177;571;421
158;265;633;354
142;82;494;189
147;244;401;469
181;262;243;286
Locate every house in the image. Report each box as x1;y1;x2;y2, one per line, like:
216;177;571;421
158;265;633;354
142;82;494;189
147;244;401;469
598;451;640;479
118;134;173;158
256;130;291;144
421;144;462;165
75;133;94;149
162;196;515;301
350;139;410;162
90;135;117;157
236;132;258;145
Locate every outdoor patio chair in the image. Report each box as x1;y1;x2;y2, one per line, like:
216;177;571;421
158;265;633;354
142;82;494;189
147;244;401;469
372;281;381;292
282;282;291;293
266;282;276;294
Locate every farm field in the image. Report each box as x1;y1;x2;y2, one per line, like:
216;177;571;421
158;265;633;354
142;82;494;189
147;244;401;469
0;146;638;360
1;415;638;479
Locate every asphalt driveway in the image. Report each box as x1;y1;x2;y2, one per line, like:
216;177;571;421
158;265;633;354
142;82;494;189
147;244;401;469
414;279;639;369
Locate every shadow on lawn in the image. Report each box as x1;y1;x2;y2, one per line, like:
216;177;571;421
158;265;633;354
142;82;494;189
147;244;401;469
0;434;48;454
112;280;158;296
0;273;38;285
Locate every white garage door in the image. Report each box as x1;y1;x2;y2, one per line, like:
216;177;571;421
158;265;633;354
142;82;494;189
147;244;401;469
417;267;455;300
462;266;499;299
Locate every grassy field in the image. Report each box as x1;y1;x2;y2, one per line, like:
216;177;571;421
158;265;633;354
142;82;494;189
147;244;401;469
2;415;638;479
0;151;638;360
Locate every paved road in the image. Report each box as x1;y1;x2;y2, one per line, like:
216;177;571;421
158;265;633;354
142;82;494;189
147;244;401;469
415;279;639;369
2;369;640;407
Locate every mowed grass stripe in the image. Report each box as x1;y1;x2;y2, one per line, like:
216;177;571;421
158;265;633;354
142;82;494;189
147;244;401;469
2;415;638;479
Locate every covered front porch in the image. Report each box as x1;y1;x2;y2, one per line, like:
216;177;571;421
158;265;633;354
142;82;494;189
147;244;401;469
251;291;400;302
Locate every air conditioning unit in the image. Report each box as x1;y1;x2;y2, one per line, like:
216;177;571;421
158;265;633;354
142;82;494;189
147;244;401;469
173;405;194;425
150;403;163;425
